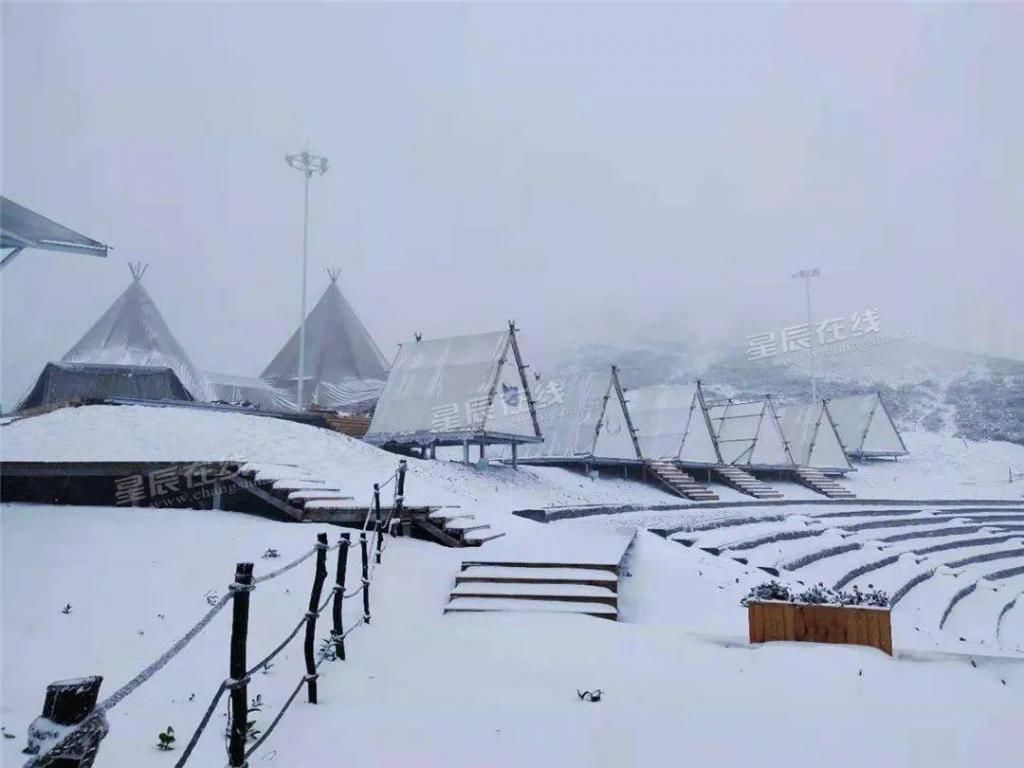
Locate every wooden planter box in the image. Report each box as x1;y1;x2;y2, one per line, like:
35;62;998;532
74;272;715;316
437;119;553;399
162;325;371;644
747;600;892;656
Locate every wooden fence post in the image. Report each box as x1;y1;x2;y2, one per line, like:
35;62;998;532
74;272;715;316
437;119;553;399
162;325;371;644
228;562;254;768
332;532;350;661
24;676;107;767
373;483;383;564
360;532;370;625
303;533;329;703
395;459;409;537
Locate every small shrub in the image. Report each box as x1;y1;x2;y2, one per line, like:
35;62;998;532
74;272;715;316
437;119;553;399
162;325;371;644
741;580;792;605
318;637;337;663
156;726;175;751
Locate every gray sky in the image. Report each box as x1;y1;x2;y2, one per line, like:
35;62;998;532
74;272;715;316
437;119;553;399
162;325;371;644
3;1;1022;407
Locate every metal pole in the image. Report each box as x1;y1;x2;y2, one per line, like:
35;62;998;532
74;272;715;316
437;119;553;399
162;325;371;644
805;274;816;403
792;268;819;404
297;169;310;410
285;149;329;411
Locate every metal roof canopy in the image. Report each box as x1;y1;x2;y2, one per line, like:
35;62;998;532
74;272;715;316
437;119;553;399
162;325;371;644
1;197;109;270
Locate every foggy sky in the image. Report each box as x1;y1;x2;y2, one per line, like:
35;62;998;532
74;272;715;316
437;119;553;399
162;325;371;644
3;1;1022;408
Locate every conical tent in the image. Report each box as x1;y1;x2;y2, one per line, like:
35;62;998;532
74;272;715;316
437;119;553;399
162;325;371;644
364;326;542;447
261;272;388;411
621;381;721;465
707;397;795;469
61;265;210;400
828;393;908;458
777;401;853;473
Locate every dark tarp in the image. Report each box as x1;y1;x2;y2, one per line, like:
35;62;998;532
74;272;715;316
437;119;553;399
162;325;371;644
17;362;193;411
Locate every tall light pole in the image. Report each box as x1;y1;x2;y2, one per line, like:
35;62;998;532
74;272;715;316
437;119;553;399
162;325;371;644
285;149;329;410
792;268;820;403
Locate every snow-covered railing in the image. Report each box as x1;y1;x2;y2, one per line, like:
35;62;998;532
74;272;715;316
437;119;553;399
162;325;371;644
21;461;408;768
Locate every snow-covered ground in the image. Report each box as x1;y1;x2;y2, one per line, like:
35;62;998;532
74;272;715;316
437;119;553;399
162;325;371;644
3;405;1024;765
3;505;1022;767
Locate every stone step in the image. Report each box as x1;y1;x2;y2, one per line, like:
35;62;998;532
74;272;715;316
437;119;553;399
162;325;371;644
460;563;618;578
444;597;616;617
451;581;616;602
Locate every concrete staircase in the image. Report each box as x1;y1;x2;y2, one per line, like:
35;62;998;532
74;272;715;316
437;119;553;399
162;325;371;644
645;459;719;501
713;465;784;499
445;562;620;620
793;467;856;499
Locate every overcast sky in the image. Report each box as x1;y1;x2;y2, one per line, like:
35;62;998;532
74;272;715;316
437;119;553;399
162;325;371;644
3;1;1022;407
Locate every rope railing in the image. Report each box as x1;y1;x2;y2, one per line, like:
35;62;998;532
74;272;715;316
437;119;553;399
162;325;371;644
21;460;408;768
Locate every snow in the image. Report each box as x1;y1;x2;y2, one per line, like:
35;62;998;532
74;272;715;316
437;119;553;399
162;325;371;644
3;404;1024;765
4;506;1023;767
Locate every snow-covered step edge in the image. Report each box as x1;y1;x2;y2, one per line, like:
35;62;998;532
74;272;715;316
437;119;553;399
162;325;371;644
444;597;617;615
287;490;355;502
459;565;618;583
452;581;616;598
271;478;332;491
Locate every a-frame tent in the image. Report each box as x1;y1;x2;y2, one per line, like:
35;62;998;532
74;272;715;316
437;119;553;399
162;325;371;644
509;365;638;463
777;400;853;473
261;270;388;412
58;264;211;401
706;396;795;469
618;380;722;466
828;392;909;459
364;324;542;453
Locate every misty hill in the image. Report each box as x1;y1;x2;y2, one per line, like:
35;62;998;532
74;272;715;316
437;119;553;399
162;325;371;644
555;338;1024;447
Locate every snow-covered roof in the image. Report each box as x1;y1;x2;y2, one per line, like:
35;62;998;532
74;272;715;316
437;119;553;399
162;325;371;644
707;397;795;468
623;382;721;464
777;401;853;472
365;328;541;446
828;393;909;458
60;272;210;400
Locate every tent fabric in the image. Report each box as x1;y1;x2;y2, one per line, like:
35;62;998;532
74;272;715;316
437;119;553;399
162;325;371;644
1;196;109;258
777;401;853;472
61;277;210;400
365;329;540;444
707;397;795;468
17;362;192;411
513;368;634;461
205;372;295;411
623;383;721;464
828;393;909;458
261;278;388;408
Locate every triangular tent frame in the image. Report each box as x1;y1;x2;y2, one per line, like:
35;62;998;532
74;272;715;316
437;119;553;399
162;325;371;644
613;378;723;465
707;396;796;469
365;322;542;449
828;392;909;459
778;400;854;473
